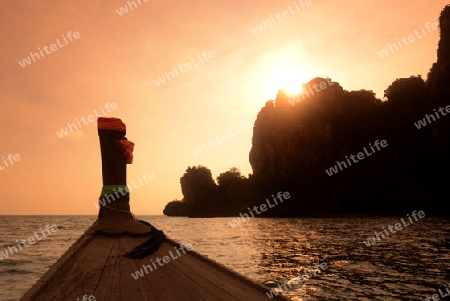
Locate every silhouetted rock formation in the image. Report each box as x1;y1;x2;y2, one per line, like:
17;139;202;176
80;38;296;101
164;5;450;217
427;5;450;155
163;200;189;216
428;5;450;102
249;79;373;179
245;5;450;216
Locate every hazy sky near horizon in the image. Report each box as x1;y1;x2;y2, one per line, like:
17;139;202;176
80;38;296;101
0;0;447;214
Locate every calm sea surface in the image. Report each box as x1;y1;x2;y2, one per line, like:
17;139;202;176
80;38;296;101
0;215;449;301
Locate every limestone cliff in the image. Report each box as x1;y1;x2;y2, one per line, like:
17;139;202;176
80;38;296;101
165;5;450;217
249;79;377;179
245;5;450;216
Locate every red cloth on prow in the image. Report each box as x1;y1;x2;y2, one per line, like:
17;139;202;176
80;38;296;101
119;140;135;164
98;117;126;132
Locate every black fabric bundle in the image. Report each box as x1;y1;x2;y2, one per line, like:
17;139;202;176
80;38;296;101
123;221;166;259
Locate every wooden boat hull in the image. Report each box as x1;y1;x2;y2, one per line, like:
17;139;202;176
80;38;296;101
21;222;290;301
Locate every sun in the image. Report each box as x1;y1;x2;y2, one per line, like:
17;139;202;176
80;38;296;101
266;66;311;96
256;47;314;102
276;69;307;94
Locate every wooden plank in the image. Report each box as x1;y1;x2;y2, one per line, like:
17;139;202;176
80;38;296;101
118;237;194;301
165;238;290;301
168;244;279;300
119;236;169;301
155;242;235;301
92;238;121;301
33;236;116;300
157;242;239;301
20;226;95;301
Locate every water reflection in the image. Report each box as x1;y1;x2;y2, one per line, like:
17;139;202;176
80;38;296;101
1;216;448;301
232;218;450;300
153;217;450;300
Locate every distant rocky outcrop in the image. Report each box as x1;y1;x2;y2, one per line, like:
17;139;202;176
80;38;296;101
163;200;189;216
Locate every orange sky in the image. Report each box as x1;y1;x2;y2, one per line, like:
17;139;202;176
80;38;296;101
0;0;447;215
